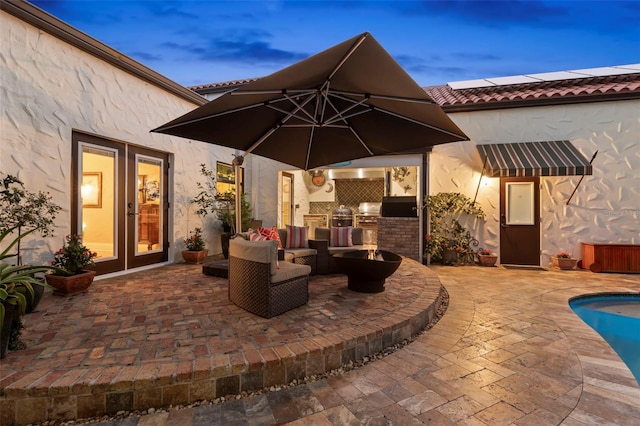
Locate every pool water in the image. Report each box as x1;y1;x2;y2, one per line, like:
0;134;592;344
569;293;640;385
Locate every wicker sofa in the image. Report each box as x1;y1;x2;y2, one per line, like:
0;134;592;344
228;237;311;318
313;227;365;274
277;228;319;274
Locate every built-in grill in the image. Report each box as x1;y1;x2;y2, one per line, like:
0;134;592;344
331;205;353;227
355;202;381;245
354;202;381;224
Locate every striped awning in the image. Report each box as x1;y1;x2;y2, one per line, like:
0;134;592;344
476;141;593;177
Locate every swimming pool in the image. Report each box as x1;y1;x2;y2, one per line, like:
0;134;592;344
569;293;640;385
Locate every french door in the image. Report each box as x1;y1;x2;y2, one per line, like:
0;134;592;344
499;177;540;265
72;132;169;275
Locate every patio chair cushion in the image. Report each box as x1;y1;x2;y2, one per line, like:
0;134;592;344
271;261;311;284
285;225;309;248
330;226;353;247
228;237;278;275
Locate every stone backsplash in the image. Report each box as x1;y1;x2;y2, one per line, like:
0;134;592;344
309;180;384;215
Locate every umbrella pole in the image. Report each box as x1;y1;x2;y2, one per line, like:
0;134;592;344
232;155;244;234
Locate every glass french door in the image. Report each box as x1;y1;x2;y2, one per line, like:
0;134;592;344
72;132;169;275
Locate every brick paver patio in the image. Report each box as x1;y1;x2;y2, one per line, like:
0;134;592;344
1;260;639;425
0;256;443;425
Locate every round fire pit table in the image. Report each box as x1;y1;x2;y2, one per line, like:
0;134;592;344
332;250;402;293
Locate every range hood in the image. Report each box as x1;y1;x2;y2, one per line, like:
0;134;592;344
326;168;385;181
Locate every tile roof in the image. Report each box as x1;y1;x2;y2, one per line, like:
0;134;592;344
189;69;640;110
189;78;259;93
424;73;640;112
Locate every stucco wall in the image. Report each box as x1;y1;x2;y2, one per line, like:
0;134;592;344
0;11;270;265
430;100;640;265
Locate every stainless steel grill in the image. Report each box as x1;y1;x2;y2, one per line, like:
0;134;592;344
355;202;381;245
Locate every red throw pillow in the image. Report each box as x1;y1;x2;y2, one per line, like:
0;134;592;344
330;226;353;247
258;226;282;248
286;225;309;249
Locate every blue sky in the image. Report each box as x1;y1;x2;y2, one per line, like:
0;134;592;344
32;1;640;88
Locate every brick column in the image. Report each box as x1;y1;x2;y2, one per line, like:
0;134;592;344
377;217;420;261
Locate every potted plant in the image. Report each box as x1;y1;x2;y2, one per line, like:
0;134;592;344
477;248;498;267
45;234;97;296
182;227;208;264
216;191;253;233
553;251;577;270
424;192;485;265
0;227;55;357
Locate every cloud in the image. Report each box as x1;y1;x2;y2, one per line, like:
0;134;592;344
162;32;309;66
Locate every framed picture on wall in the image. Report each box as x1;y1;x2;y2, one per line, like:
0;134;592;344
82;172;102;208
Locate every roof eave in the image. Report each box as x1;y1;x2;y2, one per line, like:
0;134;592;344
440;91;640;113
1;0;207;106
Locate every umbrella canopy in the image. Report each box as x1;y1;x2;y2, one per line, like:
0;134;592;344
152;32;468;170
152;32;468;233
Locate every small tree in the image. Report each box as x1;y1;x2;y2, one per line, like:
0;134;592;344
216;191;253;233
424;192;485;264
191;164;253;233
191;164;219;217
0;174;62;265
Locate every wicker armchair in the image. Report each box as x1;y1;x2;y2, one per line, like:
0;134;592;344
228;237;311;318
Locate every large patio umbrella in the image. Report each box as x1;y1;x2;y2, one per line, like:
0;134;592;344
152;32;468;233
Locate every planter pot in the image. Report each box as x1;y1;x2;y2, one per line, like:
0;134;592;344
478;254;498;267
441;249;458;265
182;250;208;264
221;232;232;259
24;282;45;313
556;257;578;270
1;303;17;359
45;270;96;297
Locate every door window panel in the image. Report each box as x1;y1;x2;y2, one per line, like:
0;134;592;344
506;182;534;225
136;156;163;254
80;145;117;260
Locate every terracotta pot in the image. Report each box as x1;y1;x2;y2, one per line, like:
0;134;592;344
45;270;96;297
478;254;498;267
557;257;577;270
182;250;208;264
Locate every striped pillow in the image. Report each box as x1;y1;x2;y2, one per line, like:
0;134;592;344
330;226;353;247
248;232;268;242
286;225;309;249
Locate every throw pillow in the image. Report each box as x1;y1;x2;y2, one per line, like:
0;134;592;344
330;226;353;247
286;225;309;249
258;226;282;248
248;232;268;242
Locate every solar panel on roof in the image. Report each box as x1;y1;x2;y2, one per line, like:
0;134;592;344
446;64;640;90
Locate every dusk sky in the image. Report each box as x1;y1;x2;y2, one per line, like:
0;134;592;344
32;1;640;88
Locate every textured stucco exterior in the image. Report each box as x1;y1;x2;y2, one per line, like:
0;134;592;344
430;100;640;265
0;10;278;266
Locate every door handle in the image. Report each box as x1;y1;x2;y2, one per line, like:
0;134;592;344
127;211;139;217
500;214;508;228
